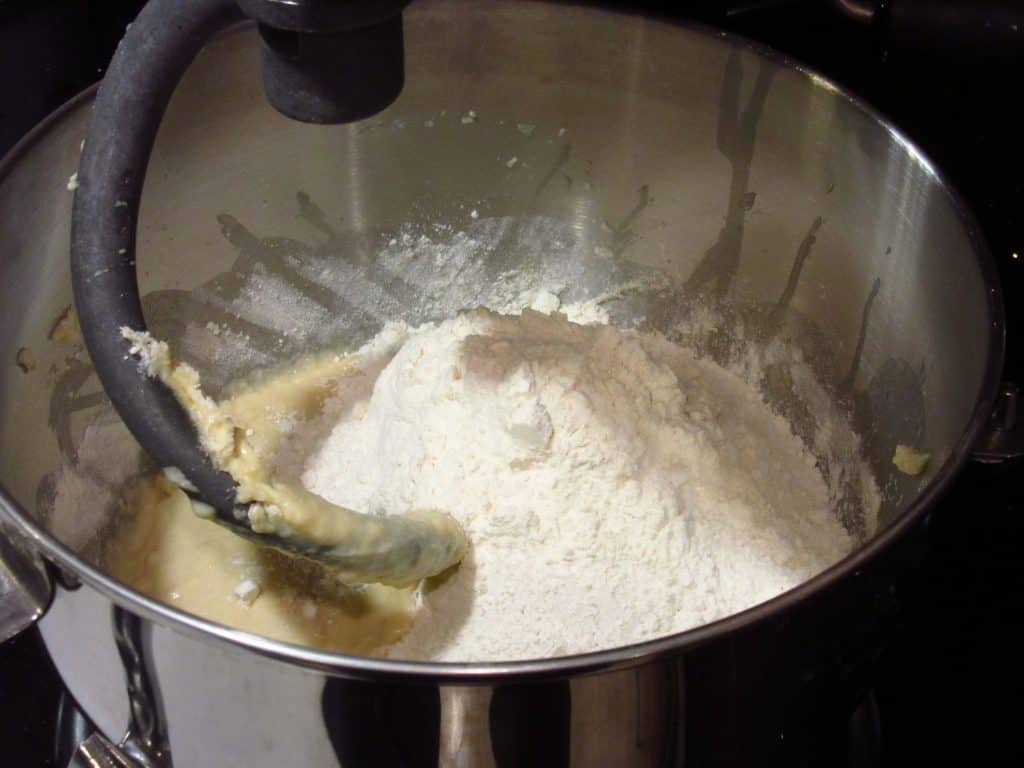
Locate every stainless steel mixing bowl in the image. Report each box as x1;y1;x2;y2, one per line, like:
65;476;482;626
0;0;1005;764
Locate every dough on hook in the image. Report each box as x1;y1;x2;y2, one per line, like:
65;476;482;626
121;328;467;586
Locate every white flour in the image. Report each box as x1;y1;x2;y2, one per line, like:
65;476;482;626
302;307;853;661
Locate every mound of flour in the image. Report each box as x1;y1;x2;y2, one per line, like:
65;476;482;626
302;308;852;661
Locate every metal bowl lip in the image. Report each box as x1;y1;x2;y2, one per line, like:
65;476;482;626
0;6;1005;683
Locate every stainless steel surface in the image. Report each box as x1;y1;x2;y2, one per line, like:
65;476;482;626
972;382;1024;462
0;0;1004;764
0;511;52;641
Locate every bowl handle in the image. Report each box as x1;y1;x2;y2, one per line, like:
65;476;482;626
0;510;53;642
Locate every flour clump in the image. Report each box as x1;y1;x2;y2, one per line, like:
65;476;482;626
300;308;853;661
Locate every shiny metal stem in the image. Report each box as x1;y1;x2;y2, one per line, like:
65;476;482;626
0;511;52;642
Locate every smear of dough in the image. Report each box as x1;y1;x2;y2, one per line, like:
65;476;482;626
16;347;36;373
49;306;82;344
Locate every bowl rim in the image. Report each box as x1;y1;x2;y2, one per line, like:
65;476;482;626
0;4;1006;683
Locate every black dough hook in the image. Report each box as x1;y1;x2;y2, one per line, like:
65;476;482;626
69;0;464;580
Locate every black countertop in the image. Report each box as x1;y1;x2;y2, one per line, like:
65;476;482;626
2;1;1022;765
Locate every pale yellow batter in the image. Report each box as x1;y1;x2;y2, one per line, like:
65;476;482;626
110;475;417;654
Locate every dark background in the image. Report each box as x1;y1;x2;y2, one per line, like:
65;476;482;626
1;0;1022;765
